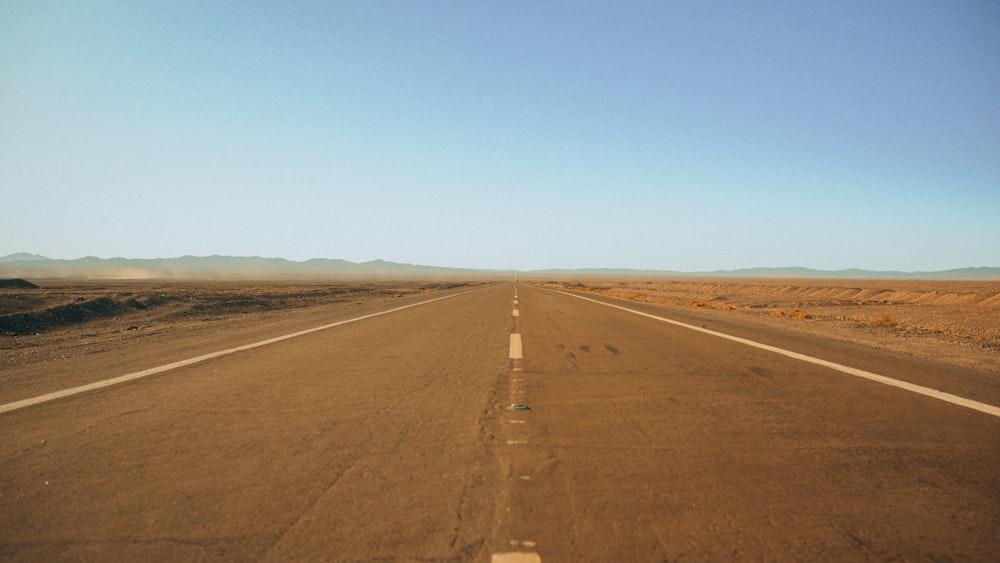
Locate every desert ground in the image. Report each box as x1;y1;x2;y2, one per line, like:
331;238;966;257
3;277;998;382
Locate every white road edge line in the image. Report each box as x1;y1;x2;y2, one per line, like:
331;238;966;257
509;333;523;359
1;291;473;415
554;289;1000;419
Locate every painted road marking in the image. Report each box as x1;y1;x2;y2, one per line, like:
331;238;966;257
492;552;540;563
496;286;539;563
555;289;1000;419
0;291;473;415
509;333;523;359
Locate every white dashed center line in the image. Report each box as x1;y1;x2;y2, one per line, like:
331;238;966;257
509;333;523;359
495;285;540;562
492;552;541;563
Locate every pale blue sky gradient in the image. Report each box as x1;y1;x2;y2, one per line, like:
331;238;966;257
3;1;998;271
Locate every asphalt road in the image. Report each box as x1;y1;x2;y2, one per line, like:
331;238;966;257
2;282;998;561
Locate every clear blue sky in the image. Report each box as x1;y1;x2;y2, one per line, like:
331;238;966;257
2;1;998;271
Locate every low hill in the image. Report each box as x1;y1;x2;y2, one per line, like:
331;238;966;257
0;253;50;263
0;278;39;289
529;266;1000;280
688;266;1000;280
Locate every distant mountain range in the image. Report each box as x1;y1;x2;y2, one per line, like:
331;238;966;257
0;253;483;280
698;266;1000;279
1;253;998;280
532;265;1000;280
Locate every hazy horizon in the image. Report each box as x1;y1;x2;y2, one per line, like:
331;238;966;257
2;252;998;278
3;2;998;272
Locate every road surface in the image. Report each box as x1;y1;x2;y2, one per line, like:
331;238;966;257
2;282;998;561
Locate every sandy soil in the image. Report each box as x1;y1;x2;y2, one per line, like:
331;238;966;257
536;278;1000;374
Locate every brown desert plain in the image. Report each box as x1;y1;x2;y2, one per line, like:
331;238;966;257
2;276;998;403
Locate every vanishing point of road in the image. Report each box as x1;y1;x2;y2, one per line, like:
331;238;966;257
2;283;998;561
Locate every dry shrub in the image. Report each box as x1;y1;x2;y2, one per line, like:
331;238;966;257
872;314;899;327
723;304;737;310
688;301;713;308
775;309;811;320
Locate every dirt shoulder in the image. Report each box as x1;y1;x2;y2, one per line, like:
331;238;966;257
533;278;1000;374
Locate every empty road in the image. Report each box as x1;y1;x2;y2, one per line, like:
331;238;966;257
2;282;998;561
